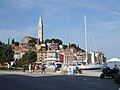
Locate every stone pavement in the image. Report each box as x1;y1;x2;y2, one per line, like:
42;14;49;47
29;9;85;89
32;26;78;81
81;70;102;77
0;70;102;77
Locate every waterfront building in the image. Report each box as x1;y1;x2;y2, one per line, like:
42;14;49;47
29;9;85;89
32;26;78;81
89;51;106;64
63;49;75;64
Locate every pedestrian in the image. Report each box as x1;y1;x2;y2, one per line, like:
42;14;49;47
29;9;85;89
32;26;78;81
33;63;37;72
23;65;26;73
7;62;10;71
41;64;46;74
28;63;32;73
14;63;17;71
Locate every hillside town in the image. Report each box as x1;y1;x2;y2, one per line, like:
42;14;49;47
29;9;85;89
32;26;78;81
13;17;106;66
1;1;120;90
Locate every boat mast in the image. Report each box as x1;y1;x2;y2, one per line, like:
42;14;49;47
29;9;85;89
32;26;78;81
84;14;88;63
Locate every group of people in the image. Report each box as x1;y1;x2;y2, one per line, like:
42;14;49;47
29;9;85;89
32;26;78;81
33;63;46;74
23;63;46;74
7;62;17;71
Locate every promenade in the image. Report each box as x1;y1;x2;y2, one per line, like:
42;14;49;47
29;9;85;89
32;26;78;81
0;70;119;90
0;70;101;77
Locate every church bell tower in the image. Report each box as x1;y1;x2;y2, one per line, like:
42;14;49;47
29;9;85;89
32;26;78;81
38;16;43;44
36;16;46;62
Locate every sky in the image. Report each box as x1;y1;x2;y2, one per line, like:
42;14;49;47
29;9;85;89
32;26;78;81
0;0;120;59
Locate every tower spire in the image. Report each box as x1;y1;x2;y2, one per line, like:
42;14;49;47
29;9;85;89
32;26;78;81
38;16;43;44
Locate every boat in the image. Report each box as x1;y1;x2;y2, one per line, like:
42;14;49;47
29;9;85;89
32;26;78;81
69;62;103;70
69;14;103;70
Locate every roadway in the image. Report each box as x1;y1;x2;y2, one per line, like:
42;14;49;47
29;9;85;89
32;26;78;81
0;74;119;90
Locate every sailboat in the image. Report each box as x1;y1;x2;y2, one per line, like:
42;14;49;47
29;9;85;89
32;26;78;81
72;14;103;70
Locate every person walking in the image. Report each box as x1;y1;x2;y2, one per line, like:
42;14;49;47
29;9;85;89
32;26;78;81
28;63;32;73
7;62;10;71
41;64;46;74
33;63;37;73
23;64;26;73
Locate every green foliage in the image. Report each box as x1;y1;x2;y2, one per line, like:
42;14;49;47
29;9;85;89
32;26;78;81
45;38;63;45
16;58;23;67
45;39;51;44
62;43;85;52
14;42;19;46
45;38;63;50
12;38;15;44
28;40;36;47
0;42;2;45
11;38;19;46
70;44;77;49
44;38;84;52
63;45;68;50
0;42;14;64
0;66;8;70
76;47;83;52
55;39;62;45
51;38;56;43
21;51;37;65
0;41;4;45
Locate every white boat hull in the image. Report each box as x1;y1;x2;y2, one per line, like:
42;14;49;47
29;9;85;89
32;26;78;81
69;64;103;70
79;64;103;70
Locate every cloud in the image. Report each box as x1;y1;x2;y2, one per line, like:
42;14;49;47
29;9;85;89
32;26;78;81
94;20;120;32
0;26;37;43
68;0;120;17
3;0;119;23
10;0;37;8
101;8;120;16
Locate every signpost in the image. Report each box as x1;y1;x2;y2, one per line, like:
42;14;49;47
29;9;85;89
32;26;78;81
68;66;74;75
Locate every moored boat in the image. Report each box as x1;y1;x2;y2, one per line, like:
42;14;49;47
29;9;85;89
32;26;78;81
68;14;104;70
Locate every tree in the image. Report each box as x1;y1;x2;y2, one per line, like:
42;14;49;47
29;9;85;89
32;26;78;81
45;38;63;45
0;41;3;45
44;39;85;52
55;39;63;45
51;38;56;43
45;39;51;44
70;44;77;49
11;39;20;46
63;45;68;50
28;40;36;47
76;46;81;51
0;43;14;64
14;42;19;46
21;51;37;65
12;38;15;44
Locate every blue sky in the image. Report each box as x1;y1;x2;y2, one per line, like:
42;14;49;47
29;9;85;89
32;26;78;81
0;0;120;59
